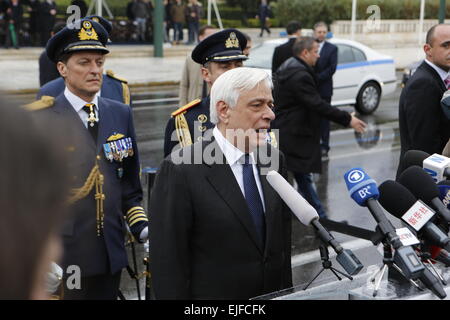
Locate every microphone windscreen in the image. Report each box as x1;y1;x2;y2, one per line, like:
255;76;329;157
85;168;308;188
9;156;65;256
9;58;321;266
437;180;450;186
402;150;429;170
378;180;417;219
266;170;319;226
398;165;440;203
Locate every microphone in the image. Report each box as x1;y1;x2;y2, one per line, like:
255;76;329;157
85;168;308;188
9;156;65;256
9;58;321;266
266;170;363;275
437;180;450;210
378;180;450;252
441;89;450;120
400;150;450;182
398;166;450;223
343;168;424;279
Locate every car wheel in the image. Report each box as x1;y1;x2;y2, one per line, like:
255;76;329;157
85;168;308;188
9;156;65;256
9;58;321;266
355;82;381;115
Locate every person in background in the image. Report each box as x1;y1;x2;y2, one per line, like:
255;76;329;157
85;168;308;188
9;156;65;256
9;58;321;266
71;0;87;17
132;0;152;42
185;0;201;44
0;97;69;299
163;0;173;43
314;21;338;161
27;0;41;46
38;21;65;87
272;37;366;219
256;0;271;38
271;20;302;74
4;0;23;49
178;24;216;106
170;0;185;45
40;0;56;46
397;24;450;178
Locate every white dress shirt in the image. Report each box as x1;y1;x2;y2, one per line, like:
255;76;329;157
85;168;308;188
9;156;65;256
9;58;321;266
424;59;450;84
64;87;100;128
213;126;266;211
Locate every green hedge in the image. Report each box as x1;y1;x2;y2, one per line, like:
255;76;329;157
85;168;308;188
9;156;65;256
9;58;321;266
274;0;450;28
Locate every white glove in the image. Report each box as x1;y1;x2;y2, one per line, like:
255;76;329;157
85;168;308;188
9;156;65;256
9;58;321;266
46;262;63;294
139;226;149;242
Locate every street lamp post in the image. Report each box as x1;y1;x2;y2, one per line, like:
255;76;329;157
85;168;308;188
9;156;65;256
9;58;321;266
153;0;164;57
439;0;446;23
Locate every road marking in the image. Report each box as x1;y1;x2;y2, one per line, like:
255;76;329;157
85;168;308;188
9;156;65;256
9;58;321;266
291;239;373;267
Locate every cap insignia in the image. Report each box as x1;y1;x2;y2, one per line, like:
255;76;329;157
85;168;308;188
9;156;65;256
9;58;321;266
78;21;99;41
225;32;239;49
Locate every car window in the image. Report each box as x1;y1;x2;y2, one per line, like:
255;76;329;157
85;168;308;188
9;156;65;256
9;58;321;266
336;44;355;64
352;47;366;62
244;42;282;69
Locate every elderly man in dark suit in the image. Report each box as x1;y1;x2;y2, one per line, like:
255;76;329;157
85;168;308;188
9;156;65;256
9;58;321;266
26;19;148;300
150;67;293;300
271;20;302;74
272;37;366;219
314;22;338;160
397;24;450;177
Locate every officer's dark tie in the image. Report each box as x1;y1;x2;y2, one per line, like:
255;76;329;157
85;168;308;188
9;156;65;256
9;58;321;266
242;153;266;246
82;103;99;144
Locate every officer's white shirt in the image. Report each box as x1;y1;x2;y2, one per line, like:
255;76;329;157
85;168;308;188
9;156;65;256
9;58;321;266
213;126;266;211
64;87;100;128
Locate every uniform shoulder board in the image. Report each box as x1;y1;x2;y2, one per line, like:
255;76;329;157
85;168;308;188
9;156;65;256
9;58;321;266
23;95;55;111
106;69;128;84
171;98;201;117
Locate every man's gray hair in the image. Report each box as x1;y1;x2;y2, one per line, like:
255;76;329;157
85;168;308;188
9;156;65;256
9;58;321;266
209;67;273;124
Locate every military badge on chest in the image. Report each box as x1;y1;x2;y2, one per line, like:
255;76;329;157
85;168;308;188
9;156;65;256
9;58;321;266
103;133;134;178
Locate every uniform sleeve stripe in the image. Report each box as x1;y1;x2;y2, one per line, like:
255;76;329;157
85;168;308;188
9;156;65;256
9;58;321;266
128;214;148;224
129;217;149;227
127;206;145;215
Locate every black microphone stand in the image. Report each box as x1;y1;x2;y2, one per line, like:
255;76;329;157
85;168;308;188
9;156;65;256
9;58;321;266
369;240;422;297
303;241;353;290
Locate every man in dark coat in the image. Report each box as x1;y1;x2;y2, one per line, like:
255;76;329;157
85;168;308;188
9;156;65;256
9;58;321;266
397;24;450;177
272;37;366;218
150;67;292;300
314;22;338;160
271;20;302;74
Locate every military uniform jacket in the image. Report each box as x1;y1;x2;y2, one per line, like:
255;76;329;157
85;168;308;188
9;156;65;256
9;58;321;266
163;96;214;157
32;94;143;276
37;72;131;105
150;139;293;299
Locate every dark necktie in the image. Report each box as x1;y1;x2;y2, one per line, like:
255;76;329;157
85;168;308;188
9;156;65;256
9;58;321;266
445;76;450;89
82;103;99;144
242;153;266;246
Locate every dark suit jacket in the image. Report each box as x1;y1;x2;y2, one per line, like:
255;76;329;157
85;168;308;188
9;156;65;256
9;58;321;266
398;61;450;176
314;41;338;99
271;37;296;74
32;94;144;276
149;139;293;299
37;74;131;105
272;56;351;174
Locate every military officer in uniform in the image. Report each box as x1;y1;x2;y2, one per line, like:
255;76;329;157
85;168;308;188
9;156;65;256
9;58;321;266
37;15;132;106
25;19;147;300
163;28;249;157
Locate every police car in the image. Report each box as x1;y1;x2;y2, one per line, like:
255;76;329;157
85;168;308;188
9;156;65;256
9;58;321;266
245;37;397;115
